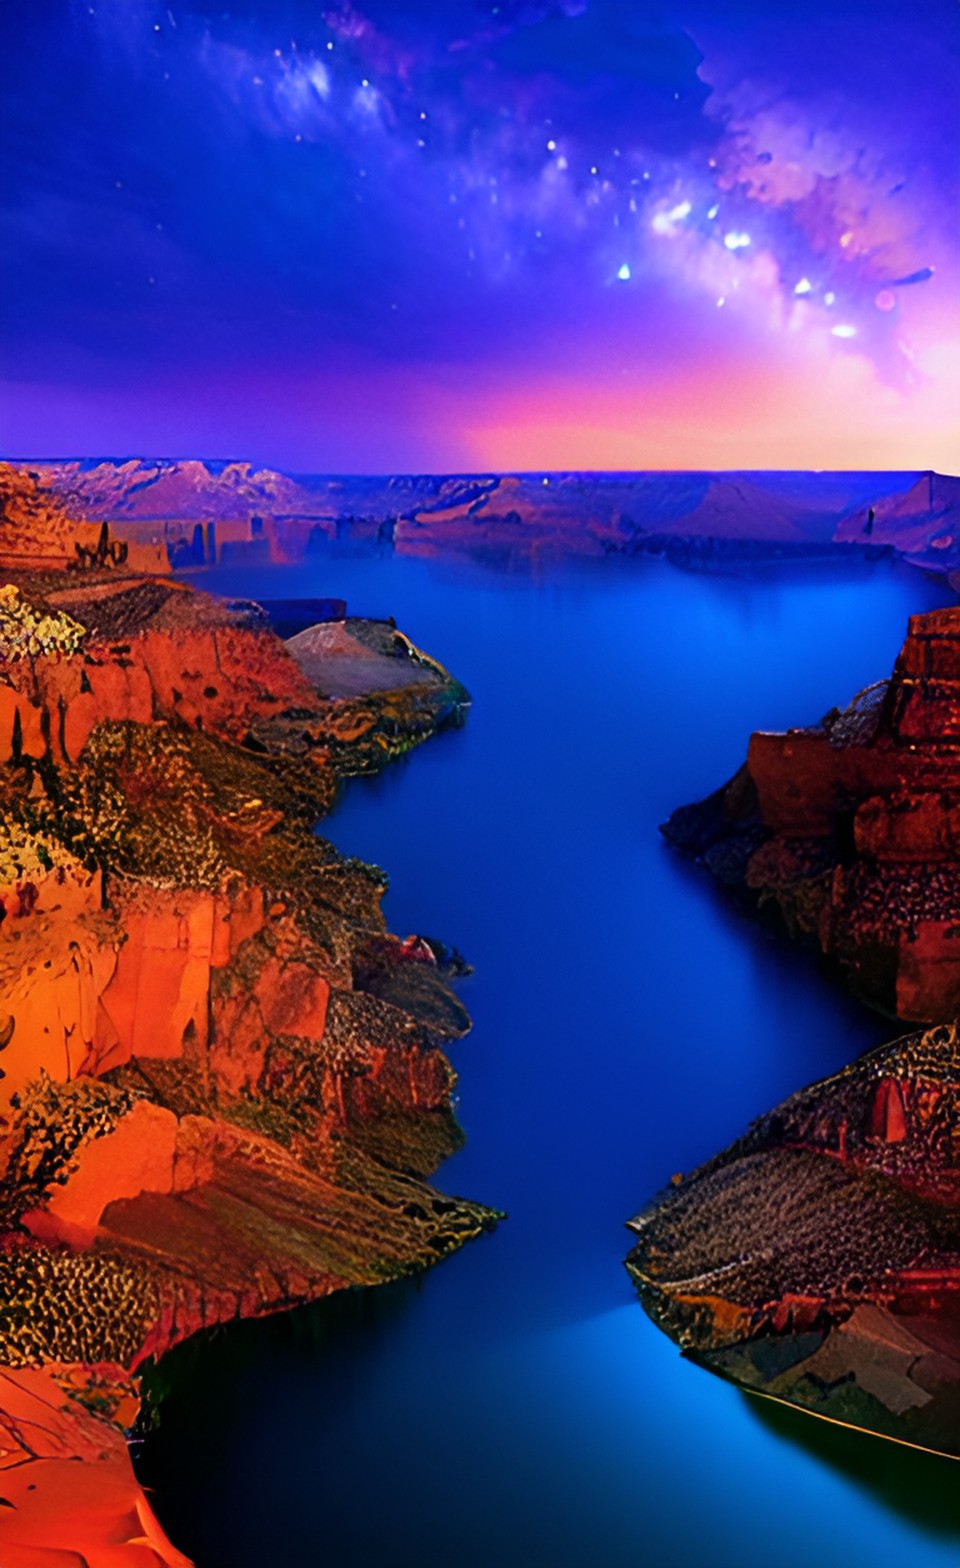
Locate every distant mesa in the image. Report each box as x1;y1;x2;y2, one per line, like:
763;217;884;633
4;457;957;574
835;471;960;574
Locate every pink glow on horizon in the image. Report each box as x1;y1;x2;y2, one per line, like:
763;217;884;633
4;316;959;476
461;332;960;475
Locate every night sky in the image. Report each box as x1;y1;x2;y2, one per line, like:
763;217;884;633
2;0;958;472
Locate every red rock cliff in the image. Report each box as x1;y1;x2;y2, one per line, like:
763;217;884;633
0;553;490;1566
664;606;960;1023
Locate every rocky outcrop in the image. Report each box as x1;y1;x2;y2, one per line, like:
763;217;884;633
1;462;169;574
282;618;470;769
0;561;488;1564
663;607;960;1024
0;570;467;779
627;1022;960;1458
641;602;960;1454
0;464;81;566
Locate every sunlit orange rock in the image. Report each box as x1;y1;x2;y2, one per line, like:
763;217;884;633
0;465;79;566
0;1366;191;1566
22;1100;179;1248
0;534;490;1565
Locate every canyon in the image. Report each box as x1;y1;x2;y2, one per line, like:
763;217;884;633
14;457;958;573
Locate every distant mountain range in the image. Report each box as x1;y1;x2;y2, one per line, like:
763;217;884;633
4;458;959;578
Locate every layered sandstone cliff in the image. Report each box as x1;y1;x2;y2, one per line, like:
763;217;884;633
636;606;960;1454
663;607;960;1024
0;487;488;1565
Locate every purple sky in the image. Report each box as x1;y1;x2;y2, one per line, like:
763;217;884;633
2;0;958;471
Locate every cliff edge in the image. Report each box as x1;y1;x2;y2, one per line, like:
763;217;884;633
0;471;491;1565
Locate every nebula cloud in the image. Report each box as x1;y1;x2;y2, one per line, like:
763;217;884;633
1;0;957;469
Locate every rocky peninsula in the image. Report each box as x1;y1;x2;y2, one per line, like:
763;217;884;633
0;465;492;1566
627;1021;959;1458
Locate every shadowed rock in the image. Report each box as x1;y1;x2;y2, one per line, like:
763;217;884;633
627;1022;960;1457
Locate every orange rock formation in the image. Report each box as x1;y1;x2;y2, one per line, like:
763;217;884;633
0;482;488;1565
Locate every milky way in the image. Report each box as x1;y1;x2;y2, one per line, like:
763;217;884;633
1;0;958;470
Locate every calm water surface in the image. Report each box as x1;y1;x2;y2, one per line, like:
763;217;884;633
140;551;960;1568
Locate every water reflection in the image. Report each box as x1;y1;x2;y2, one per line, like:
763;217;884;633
745;1392;960;1538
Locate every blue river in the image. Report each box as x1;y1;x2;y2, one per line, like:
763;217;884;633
139;549;960;1568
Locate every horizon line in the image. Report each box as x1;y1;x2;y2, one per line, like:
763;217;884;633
2;456;952;480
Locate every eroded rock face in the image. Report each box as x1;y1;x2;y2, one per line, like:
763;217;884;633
626;1023;960;1457
0;552;489;1564
664;607;960;1025
0;569;466;776
641;604;960;1455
